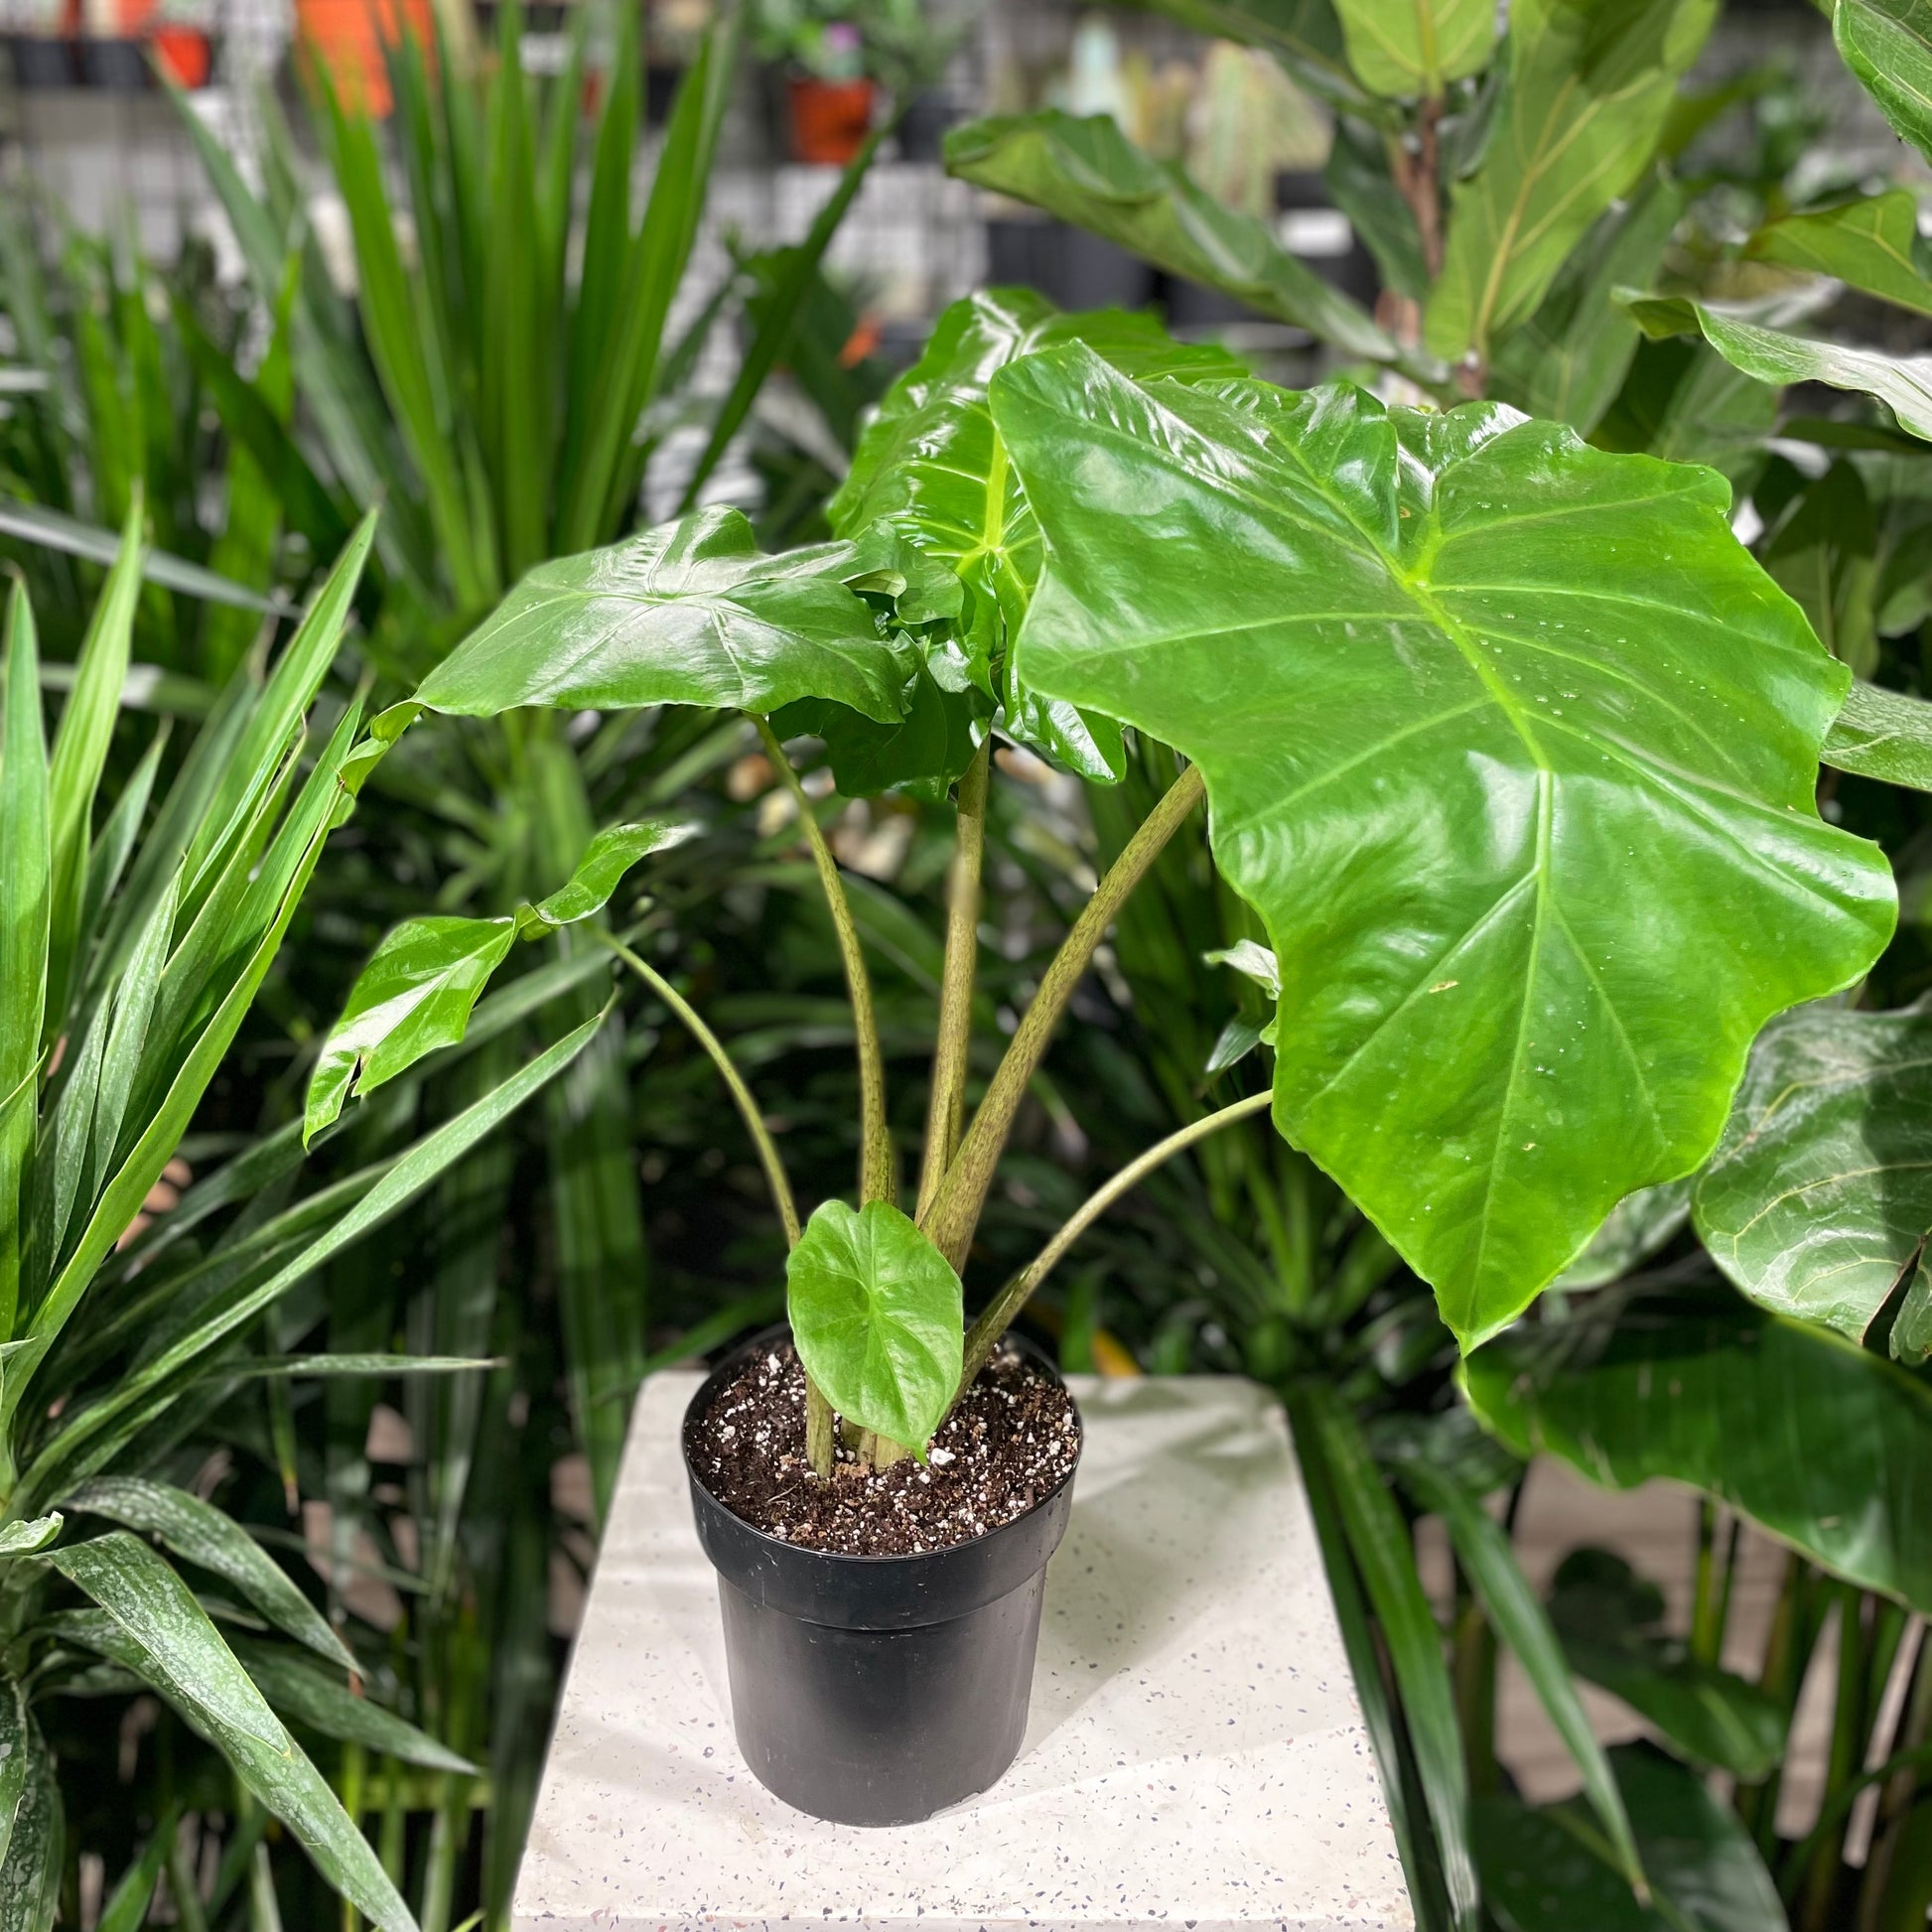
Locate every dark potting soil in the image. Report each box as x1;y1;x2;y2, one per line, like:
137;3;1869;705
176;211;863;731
689;1341;1079;1556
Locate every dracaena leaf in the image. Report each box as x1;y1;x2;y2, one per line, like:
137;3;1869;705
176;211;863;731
412;506;920;724
304;916;519;1145
230;1636;476;1774
1834;0;1932;166
1694;1000;1932;1362
1464;1280;1932;1613
992;347;1893;1347
786;1199;963;1453
0;1697;58;1932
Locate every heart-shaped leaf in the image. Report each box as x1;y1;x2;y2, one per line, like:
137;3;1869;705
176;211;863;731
413;506;934;724
1694;1000;1932;1362
993;346;1894;1346
786;1199;963;1454
516;817;697;934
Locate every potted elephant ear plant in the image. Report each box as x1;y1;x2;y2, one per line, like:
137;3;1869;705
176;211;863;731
310;288;1894;1828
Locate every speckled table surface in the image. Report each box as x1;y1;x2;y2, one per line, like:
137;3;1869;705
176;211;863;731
514;1371;1415;1932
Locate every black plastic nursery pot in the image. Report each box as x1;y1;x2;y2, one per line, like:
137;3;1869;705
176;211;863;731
682;1327;1080;1827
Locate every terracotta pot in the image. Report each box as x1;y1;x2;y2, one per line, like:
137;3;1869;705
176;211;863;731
784;72;874;165
150;23;208;83
296;0;430;116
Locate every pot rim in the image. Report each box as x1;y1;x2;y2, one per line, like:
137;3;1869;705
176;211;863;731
680;1321;1083;1569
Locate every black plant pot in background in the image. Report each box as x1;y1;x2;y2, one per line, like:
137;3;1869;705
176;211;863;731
4;36;75;85
682;1328;1080;1827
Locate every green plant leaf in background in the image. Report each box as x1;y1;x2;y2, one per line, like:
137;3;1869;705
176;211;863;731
941;112;1399;366
992;347;1893;1346
229;1637;476;1774
1546;1549;1786;1779
411;506;917;723
1834;0;1932;165
1746;190;1932;317
1621;294;1932;442
786;1199;964;1453
1694;1000;1932;1362
1463;1281;1932;1613
516;817;697;934
1331;0;1494;96
0;1706;59;1932
1822;676;1932;790
1425;0;1719;364
1473;1742;1784;1932
1551;1176;1692;1290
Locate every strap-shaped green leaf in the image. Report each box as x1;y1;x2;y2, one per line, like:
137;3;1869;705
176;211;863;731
1425;0;1718;362
1694;1001;1932;1362
1835;0;1932;165
230;1636;476;1774
413;507;920;724
1464;1281;1932;1613
1332;0;1494;96
0;1698;58;1932
786;1199;963;1453
44;1534;414;1932
993;347;1893;1346
64;1475;355;1671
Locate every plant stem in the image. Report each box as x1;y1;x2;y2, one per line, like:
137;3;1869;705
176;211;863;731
915;739;991;1224
923;762;1206;1273
954;1089;1270;1405
754;716;893;1207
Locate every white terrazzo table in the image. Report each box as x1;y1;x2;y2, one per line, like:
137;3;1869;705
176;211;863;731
514;1371;1415;1932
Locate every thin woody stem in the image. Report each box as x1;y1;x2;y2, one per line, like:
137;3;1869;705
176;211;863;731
754;716;893;1206
953;1090;1272;1408
915;739;992;1225
600;932;835;1475
920;763;1206;1273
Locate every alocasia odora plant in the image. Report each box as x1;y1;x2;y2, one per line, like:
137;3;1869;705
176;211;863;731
307;288;1895;1461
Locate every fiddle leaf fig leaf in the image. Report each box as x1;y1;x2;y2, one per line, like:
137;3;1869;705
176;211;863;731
993;346;1895;1348
1834;0;1932;165
516;817;698;934
1746;190;1932;317
305;916;518;1145
786;1199;963;1454
1694;1001;1932;1362
1622;294;1932;443
1332;0;1494;97
413;506;918;724
1425;0;1718;363
942;113;1399;366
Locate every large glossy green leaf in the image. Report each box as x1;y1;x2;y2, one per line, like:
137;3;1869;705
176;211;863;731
1693;1001;1932;1361
1487;176;1683;433
305;917;519;1145
993;348;1893;1345
45;1535;413;1932
1834;0;1932;166
1425;0;1719;362
826;288;1241;782
1473;1742;1783;1932
1463;1281;1932;1612
1747;191;1932;316
1546;1549;1785;1779
413;508;920;724
63;1475;355;1671
786;1199;963;1453
942;112;1397;365
1823;676;1932;790
1331;0;1493;95
1623;294;1932;442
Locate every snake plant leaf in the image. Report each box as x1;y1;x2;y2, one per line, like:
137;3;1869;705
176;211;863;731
1331;0;1494;96
412;507;919;724
1547;1549;1786;1779
827;288;1241;783
942;112;1397;365
1746;190;1932;317
993;347;1894;1347
1694;1001;1932;1361
1834;0;1932;165
304;916;518;1145
786;1199;963;1453
45;1533;415;1932
1464;1281;1932;1612
1472;1742;1783;1932
516;817;698;934
1622;294;1932;442
0;1703;58;1932
1825;677;1932;790
1425;0;1719;364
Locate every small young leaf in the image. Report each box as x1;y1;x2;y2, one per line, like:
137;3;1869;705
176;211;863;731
1202;941;1281;1002
786;1200;963;1454
304;916;518;1145
515;818;697;935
